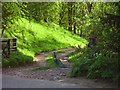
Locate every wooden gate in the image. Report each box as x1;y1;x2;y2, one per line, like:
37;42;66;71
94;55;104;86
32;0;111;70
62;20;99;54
1;38;17;58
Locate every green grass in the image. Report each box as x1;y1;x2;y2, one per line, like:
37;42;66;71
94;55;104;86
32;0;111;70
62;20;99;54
32;52;61;71
45;53;58;68
2;51;33;68
67;50;83;62
45;50;66;68
3;18;87;67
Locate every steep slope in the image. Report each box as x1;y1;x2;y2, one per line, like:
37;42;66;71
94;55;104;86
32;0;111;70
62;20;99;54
3;18;87;67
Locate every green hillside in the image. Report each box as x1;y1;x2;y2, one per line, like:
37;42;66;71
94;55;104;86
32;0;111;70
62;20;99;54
3;18;87;67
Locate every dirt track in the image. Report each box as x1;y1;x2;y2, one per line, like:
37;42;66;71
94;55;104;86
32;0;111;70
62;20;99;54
2;47;117;88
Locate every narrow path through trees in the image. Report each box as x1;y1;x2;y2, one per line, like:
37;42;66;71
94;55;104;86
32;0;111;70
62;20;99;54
2;47;116;88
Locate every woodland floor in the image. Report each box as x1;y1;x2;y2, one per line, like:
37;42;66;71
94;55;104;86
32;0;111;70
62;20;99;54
2;47;118;88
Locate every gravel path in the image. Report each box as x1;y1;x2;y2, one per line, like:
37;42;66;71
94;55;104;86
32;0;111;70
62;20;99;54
2;47;74;81
2;75;80;88
2;47;118;88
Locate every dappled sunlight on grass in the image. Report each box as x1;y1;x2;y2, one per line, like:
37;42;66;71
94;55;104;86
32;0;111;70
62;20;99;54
3;17;87;67
14;18;87;52
68;50;83;62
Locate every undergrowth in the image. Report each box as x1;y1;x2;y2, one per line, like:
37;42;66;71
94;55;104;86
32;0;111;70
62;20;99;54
2;51;33;68
68;46;119;82
2;18;87;67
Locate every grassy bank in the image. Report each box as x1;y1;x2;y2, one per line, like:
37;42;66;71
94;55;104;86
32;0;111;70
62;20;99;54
2;18;87;67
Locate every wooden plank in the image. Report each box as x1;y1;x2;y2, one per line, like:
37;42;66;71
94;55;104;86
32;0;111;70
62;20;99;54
10;47;17;51
11;46;17;48
10;49;17;51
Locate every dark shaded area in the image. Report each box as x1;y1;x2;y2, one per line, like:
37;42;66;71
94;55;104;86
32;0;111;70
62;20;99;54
88;36;97;47
100;13;120;28
99;13;120;52
2;51;33;68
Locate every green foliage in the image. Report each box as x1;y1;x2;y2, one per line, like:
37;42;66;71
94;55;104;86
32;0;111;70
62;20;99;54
45;53;58;68
87;53;119;79
68;44;119;82
6;17;86;53
68;48;94;77
102;25;120;53
2;2;26;30
26;2;61;24
2;59;9;68
67;2;119;82
2;2;119;83
2;10;87;67
47;58;58;68
2;51;33;68
69;25;119;82
45;50;67;68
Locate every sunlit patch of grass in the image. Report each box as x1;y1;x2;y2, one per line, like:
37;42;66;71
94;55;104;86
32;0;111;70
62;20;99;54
45;53;53;61
67;50;83;62
46;58;58;68
3;17;88;67
45;50;66;68
45;53;58;68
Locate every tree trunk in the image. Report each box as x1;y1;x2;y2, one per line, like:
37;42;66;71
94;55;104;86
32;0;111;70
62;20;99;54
59;13;62;25
74;22;76;34
59;3;64;26
86;2;93;13
73;3;76;34
80;29;82;37
68;2;72;31
1;29;4;37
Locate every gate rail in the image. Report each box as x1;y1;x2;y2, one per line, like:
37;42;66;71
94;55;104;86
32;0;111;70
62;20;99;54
0;38;17;58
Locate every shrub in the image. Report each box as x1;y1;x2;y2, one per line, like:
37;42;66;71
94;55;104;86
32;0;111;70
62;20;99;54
2;51;33;68
2;59;9;68
87;52;119;80
69;47;95;77
68;46;119;82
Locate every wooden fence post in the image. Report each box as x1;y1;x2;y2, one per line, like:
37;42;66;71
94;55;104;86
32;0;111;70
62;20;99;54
0;38;2;59
7;39;10;57
12;38;17;51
